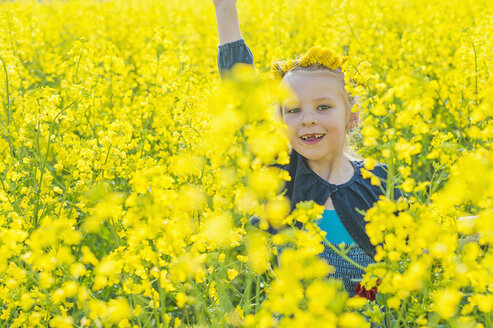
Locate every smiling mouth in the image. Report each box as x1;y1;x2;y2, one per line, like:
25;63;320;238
300;133;325;141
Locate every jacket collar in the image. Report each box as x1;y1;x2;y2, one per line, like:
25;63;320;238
290;151;360;209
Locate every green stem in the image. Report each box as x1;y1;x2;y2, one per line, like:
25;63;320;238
0;56;15;160
255;274;261;312
385;301;391;328
7;15;26;93
395;298;408;327
75;47;83;84
130;294;143;328
469;35;478;109
159;288;168;328
426;168;446;204
32;99;78;230
242;272;253;315
387;152;395;200
153;306;161;327
191;280;216;325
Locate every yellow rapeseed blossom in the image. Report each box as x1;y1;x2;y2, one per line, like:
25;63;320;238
431;289;463;319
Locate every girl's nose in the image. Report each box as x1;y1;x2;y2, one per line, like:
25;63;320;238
301;110;317;126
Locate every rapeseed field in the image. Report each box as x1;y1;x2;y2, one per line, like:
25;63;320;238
0;0;491;327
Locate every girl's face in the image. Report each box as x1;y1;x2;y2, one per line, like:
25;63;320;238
280;71;359;163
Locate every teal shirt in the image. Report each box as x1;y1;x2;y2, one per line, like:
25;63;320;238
315;210;355;244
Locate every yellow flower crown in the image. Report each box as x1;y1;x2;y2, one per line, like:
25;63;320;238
270;46;350;80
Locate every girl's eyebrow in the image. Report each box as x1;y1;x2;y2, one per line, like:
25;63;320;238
282;100;299;106
313;96;337;102
282;96;337;107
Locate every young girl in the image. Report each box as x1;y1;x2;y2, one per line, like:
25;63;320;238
212;0;402;296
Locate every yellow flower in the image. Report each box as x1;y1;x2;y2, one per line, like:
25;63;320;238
431;289;463;319
49;316;74;328
70;262;87;278
133;304;143;317
386;296;401;310
247;231;271;274
61;281;78;298
176;292;188;308
264;196;290;228
20;294;35;311
338;312;370;328
402;178;415;193
106;298;132;324
209;281;219;302
271;46;349;80
248;167;285;199
364;157;377;170
202;213;234;248
346;296;368;309
227;268;239;281
469;294;493;313
370;175;382;186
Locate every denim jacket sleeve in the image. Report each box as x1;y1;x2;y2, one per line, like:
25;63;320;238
217;38;255;80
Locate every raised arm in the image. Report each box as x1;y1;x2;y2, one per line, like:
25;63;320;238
213;0;242;45
213;0;254;80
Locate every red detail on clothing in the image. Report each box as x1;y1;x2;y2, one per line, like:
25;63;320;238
354;280;379;301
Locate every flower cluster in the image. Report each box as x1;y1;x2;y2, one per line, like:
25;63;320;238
270;46;349;79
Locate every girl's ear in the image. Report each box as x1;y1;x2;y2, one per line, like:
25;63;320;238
347;110;359;130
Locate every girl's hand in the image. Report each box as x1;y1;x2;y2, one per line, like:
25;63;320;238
213;0;237;9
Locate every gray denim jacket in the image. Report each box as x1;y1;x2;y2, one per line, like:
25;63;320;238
217;39;402;258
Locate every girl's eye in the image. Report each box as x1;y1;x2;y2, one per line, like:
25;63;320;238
285;105;331;113
286;108;301;114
